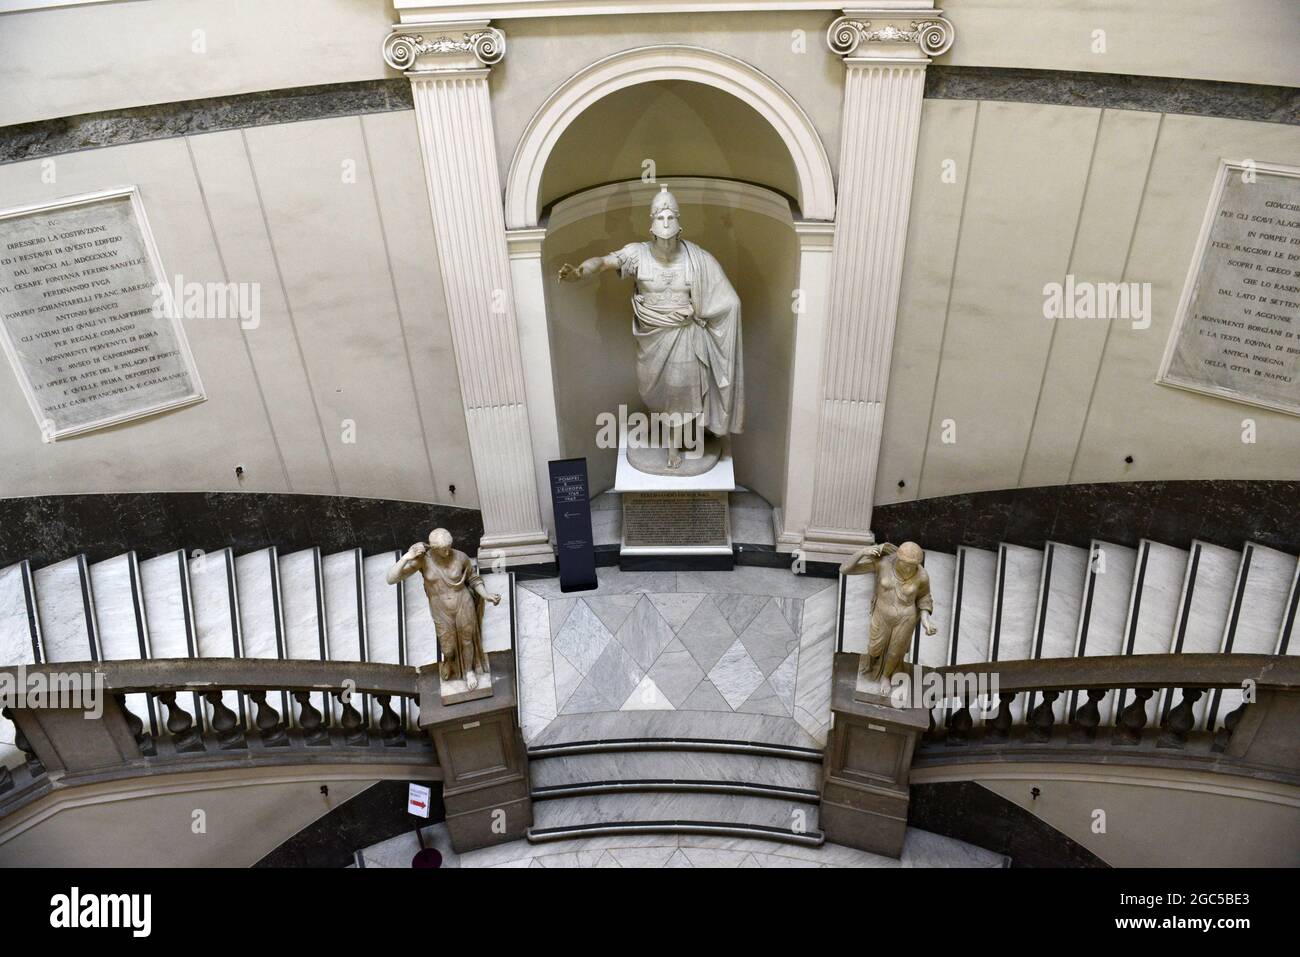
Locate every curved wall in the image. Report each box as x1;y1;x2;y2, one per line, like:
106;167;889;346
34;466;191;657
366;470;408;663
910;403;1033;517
8;3;1294;145
0;1;1296;511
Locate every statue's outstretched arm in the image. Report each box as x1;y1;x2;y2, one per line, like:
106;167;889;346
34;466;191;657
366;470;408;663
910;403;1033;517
557;253;620;282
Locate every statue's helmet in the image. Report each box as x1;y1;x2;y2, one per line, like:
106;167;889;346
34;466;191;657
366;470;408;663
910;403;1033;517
650;185;680;218
897;541;924;565
427;528;453;549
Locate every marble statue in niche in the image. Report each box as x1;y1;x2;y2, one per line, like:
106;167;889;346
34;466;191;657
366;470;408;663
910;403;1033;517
557;185;744;474
840;542;936;698
387;528;501;703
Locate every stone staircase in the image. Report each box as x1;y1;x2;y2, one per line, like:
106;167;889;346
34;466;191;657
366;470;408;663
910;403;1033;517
524;711;826;847
842;538;1298;730
2;534;1296;847
0;545;511;770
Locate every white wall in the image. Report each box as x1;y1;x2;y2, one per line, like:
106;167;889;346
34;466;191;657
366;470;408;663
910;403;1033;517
5;2;1295;128
876;101;1300;506
0;112;478;506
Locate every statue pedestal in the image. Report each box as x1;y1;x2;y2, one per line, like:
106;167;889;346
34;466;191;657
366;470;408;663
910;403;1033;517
821;653;927;859
437;658;494;706
615;442;735;570
419;651;532;852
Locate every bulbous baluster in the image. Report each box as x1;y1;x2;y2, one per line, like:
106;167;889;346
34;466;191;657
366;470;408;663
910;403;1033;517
1212;699;1249;754
376;694;405;747
157;692;205;753
336;692;368;747
410;697;433;748
115;694;156;756
1026;691;1060;743
204;691;246;750
1069;689;1106;742
1111;688;1154;745
946;701;973;746
1157;688;1204;749
987;692;1016;739
250;690;289;747
293;691;330;746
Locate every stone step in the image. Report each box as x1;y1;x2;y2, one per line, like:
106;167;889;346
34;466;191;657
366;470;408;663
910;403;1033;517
1118;540;1189;724
402;558;437;669
1164;541;1239;728
528;708;823;752
323;549;368;725
189;548;246;728
1208;542;1299;731
909;550;955;668
1028;542;1088;720
1069;540;1137;725
949;546;996;667
362;550;408;727
233;547;292;728
1278;553;1299;656
278;547;329;727
139;549;204;731
989;544;1042;722
529;749;822;793
528;791;822;847
90;552;156;735
33;554;99;664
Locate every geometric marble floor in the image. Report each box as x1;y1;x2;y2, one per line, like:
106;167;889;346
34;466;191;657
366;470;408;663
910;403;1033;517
355;823;1009;869
515;566;838;745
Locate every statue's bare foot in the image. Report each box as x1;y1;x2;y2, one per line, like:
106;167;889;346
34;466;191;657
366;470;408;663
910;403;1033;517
667;448;683;469
466;670;478;690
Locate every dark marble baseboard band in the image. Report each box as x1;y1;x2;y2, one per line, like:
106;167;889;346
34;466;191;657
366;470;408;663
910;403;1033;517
924;66;1299;125
2;66;1294;166
0;491;483;569
0;79;414;165
871;480;1299;558
1;480;1293;571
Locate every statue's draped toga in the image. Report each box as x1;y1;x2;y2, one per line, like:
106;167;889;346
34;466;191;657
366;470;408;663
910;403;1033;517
612;236;744;438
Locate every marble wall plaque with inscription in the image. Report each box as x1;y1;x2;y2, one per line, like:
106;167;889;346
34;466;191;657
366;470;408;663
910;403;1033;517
1158;161;1300;415
0;187;204;439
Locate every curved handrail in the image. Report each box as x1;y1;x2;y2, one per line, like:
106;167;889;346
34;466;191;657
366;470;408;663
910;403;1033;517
920;653;1299;693
0;657;422;696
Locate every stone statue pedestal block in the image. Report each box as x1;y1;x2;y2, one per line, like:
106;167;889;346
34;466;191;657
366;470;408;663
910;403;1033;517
437;660;494;706
419;651;532;852
854;667;900;706
821;653;927;859
615;442;735;571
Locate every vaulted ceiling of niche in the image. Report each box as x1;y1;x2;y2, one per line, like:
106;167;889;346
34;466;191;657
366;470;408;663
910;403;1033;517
538;80;801;215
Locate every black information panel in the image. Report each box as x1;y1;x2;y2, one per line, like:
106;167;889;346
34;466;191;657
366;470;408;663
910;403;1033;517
548;457;597;593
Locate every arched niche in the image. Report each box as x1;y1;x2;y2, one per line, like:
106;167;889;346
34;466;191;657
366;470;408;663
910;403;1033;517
505;45;835;229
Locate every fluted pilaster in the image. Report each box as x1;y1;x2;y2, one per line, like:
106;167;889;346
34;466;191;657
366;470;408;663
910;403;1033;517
392;24;552;564
800;6;952;563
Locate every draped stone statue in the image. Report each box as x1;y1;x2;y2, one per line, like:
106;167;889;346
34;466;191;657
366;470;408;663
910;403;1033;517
557;185;744;474
840;542;936;698
387;528;501;702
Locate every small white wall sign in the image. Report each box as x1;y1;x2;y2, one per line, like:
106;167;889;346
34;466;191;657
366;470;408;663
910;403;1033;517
1157;160;1300;416
407;782;431;818
0;186;205;440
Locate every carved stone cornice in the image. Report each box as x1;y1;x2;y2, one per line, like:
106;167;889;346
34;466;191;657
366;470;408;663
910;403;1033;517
826;8;954;61
382;22;506;73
